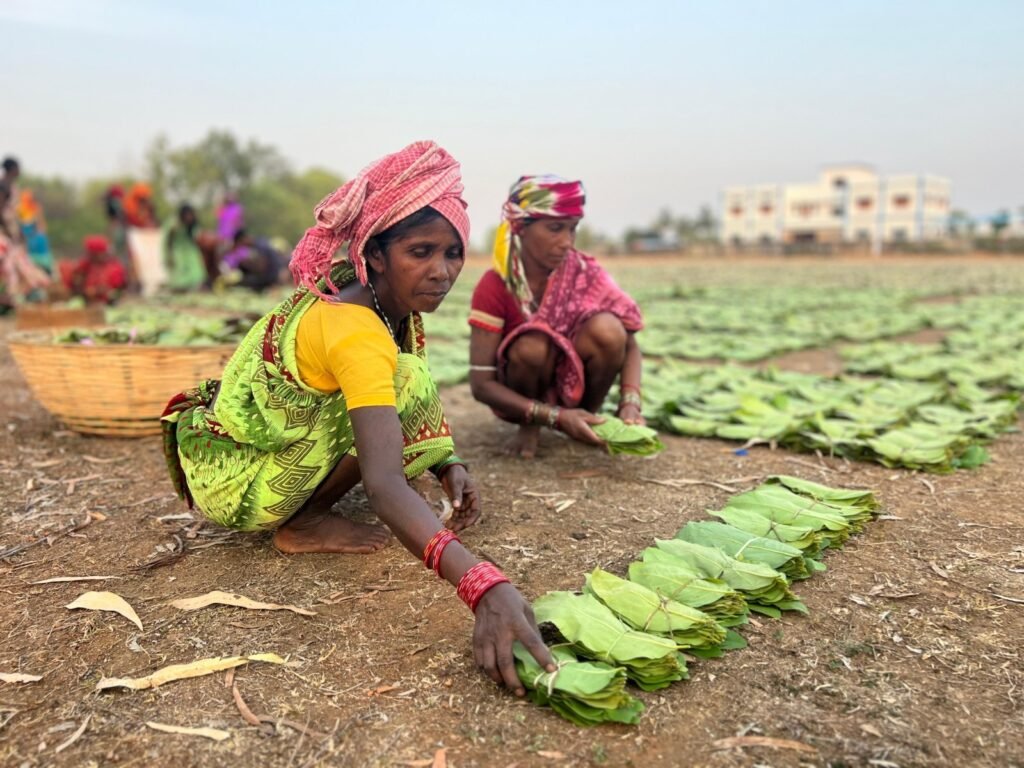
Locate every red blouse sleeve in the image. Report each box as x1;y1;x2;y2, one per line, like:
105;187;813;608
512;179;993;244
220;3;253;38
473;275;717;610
469;269;519;334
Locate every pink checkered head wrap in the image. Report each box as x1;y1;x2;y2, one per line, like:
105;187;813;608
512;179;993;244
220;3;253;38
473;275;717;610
289;141;469;295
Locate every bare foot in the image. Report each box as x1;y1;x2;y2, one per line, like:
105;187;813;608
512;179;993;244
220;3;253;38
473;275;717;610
273;510;391;554
506;424;540;459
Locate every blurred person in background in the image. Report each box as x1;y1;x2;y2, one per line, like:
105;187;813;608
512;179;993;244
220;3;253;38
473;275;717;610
104;184;138;288
220;228;285;292
59;235;126;305
0;177;51;310
1;157;24;251
161;203;207;292
123;182;157;228
468;175;645;459
216;191;245;250
17;190;54;277
1;156;20;201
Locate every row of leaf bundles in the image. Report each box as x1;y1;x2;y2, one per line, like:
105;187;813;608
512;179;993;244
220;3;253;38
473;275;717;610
688;474;880;578
519;476;880;725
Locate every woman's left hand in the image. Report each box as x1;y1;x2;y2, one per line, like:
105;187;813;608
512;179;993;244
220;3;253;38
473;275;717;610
618;402;646;426
440;465;482;532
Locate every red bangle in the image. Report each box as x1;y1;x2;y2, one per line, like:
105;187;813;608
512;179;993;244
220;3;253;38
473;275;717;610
456;562;509;612
432;534;458;578
423;529;458;570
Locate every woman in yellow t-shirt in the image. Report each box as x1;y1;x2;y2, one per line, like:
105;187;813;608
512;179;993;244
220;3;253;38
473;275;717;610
162;142;555;697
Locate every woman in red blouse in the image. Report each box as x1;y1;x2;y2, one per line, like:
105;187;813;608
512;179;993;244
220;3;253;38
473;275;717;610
468;175;645;458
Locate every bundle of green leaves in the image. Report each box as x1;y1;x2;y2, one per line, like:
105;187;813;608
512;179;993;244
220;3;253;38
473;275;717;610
583;568;726;649
718;486;853;550
677;521;817;581
628;550;749;627
513;644;645;727
653;538;805;618
764;475;879;531
591;415;664;456
532;592;687;691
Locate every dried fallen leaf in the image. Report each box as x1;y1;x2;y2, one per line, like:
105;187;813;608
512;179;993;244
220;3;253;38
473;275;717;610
54;716;90;753
366;684;400;696
0;672;43;683
31;459;63;468
82;455;126;464
537;751;567;760
66;591;143;631
432;748;447;768
96;653;286;691
33;576;120;584
146;722;231;741
171;590;316;616
861;723;884;737
713;736;817;754
231;684;262;726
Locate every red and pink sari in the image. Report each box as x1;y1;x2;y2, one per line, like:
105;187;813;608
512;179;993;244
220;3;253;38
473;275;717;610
496;250;643;407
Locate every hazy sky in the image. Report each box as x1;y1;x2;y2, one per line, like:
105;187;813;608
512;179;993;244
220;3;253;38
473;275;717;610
4;0;1022;242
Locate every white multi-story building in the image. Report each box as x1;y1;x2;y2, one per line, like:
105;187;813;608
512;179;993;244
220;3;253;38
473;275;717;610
720;164;951;248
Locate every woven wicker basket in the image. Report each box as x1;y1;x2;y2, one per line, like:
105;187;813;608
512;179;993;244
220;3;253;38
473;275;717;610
8;332;236;438
15;304;106;331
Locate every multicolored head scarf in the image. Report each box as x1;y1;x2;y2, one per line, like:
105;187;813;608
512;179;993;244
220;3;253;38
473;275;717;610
492;174;586;315
17;190;40;223
289;141;469;296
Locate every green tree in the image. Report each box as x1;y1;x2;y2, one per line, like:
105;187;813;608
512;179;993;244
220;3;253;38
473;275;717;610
146;130;290;210
948;209;974;236
242;167;345;246
693;205;717;241
21;131;344;259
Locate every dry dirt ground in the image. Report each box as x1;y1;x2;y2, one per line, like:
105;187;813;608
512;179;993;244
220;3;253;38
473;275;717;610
2;261;1023;768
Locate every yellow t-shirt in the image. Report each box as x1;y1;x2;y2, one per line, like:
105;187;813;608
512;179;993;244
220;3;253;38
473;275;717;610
294;301;398;410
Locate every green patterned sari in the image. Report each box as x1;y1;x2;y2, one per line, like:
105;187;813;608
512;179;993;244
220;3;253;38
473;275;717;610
161;263;454;531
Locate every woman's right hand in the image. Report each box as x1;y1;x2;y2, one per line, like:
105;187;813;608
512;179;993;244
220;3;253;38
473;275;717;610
557;408;606;447
472;582;555;696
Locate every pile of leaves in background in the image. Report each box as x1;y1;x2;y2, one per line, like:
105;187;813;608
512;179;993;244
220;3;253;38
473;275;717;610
518;475;880;725
639;361;1018;473
53;312;253;346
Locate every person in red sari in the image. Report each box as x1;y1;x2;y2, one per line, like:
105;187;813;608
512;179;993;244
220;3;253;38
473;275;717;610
468;175;645;458
60;235;127;304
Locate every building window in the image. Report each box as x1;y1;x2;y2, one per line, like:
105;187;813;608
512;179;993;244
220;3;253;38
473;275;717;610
731;206;743;217
892;228;908;242
856;197;873;210
856;229;871;242
893;195;911;209
832;205;845;217
760;204;773;215
833;178;847;188
794;203;815;217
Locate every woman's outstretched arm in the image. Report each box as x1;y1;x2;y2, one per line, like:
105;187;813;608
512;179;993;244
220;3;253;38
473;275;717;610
349;405;554;694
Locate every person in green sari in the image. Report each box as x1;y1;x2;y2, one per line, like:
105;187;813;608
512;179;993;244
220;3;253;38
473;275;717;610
162;204;207;291
162;141;554;695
